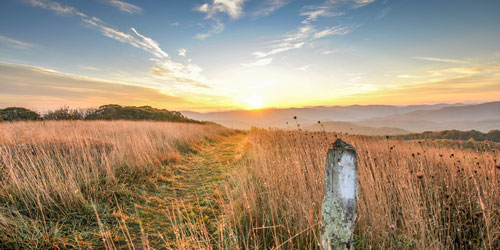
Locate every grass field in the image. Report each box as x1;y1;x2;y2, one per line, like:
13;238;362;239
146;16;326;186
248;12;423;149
0;121;231;248
1;121;499;249
225;129;499;249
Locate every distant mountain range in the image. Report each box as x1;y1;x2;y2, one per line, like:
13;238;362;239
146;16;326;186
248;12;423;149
182;101;500;134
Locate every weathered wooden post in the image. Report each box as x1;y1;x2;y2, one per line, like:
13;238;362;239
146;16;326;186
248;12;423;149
321;139;358;250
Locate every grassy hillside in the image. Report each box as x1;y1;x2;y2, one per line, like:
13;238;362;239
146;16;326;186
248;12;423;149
305;121;410;135
1;122;499;249
0;121;230;248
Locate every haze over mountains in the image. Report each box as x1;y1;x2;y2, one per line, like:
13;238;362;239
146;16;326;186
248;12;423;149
182;101;500;135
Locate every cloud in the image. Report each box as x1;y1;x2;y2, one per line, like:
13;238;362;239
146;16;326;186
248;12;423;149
344;63;500;104
178;48;187;57
77;65;101;71
251;22;352;60
150;59;209;88
428;64;500;77
105;0;142;14
242;58;273;67
251;0;288;17
253;42;305;58
195;0;246;39
251;25;313;58
196;0;246;19
0;34;35;49
414;56;468;64
322;49;338;55
196;20;225;40
349;75;500;104
0;62;195;110
375;6;391;20
27;1;166;59
301;8;343;24
353;0;377;8
27;0;209;89
299;0;350;24
26;0;87;17
397;74;419;78
249;0;369;60
83;18;168;58
313;26;353;39
296;65;312;71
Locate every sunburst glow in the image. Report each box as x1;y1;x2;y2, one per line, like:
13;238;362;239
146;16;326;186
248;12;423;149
245;95;264;109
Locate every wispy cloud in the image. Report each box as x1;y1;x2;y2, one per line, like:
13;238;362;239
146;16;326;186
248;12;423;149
251;25;312;58
251;0;288;17
348;74;500;105
375;6;391;20
347;72;366;82
248;0;368;64
196;0;246;19
322;49;338;55
77;65;101;71
83;17;168;58
428;64;500;77
296;65;312;71
195;21;224;40
27;0;209;88
397;74;419;78
353;0;377;8
178;48;187;57
251;23;352;61
242;58;273;67
313;25;353;39
26;0;86;17
0;34;35;49
414;56;468;64
105;0;142;14
0;62;195;109
195;0;246;39
150;59;209;88
300;8;343;24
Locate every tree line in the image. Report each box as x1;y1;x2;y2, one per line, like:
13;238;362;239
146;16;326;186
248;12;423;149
393;129;500;143
0;104;203;124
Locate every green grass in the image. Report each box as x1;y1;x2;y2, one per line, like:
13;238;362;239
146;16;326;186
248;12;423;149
81;131;248;249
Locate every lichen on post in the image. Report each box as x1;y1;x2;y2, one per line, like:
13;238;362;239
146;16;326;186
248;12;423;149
321;139;358;250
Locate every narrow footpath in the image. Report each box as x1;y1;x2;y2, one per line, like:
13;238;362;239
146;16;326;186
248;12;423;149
127;131;249;248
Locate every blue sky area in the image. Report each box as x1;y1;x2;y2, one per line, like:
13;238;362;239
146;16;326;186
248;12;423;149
1;0;499;111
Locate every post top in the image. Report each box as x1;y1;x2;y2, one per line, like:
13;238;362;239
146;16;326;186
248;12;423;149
332;139;356;152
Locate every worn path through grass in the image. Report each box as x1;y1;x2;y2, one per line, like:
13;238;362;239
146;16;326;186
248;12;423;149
114;131;249;248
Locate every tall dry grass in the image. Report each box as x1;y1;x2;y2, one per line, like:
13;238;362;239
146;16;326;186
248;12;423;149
2;122;499;249
0;120;230;247
222;128;499;249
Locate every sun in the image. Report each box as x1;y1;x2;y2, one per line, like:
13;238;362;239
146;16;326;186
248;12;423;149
245;95;264;109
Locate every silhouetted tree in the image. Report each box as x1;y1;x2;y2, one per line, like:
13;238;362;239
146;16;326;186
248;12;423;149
44;106;85;120
0;107;41;121
395;129;500;142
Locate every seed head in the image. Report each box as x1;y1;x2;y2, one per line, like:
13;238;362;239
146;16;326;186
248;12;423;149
416;171;424;179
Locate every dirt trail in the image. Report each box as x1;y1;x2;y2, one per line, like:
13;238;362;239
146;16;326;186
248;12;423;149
128;131;249;247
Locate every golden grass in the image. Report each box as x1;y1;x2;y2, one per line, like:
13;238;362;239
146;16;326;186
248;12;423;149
222;128;500;249
2;122;499;249
0;120;230;248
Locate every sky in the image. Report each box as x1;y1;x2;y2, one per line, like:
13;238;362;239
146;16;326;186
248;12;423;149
1;0;500;111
